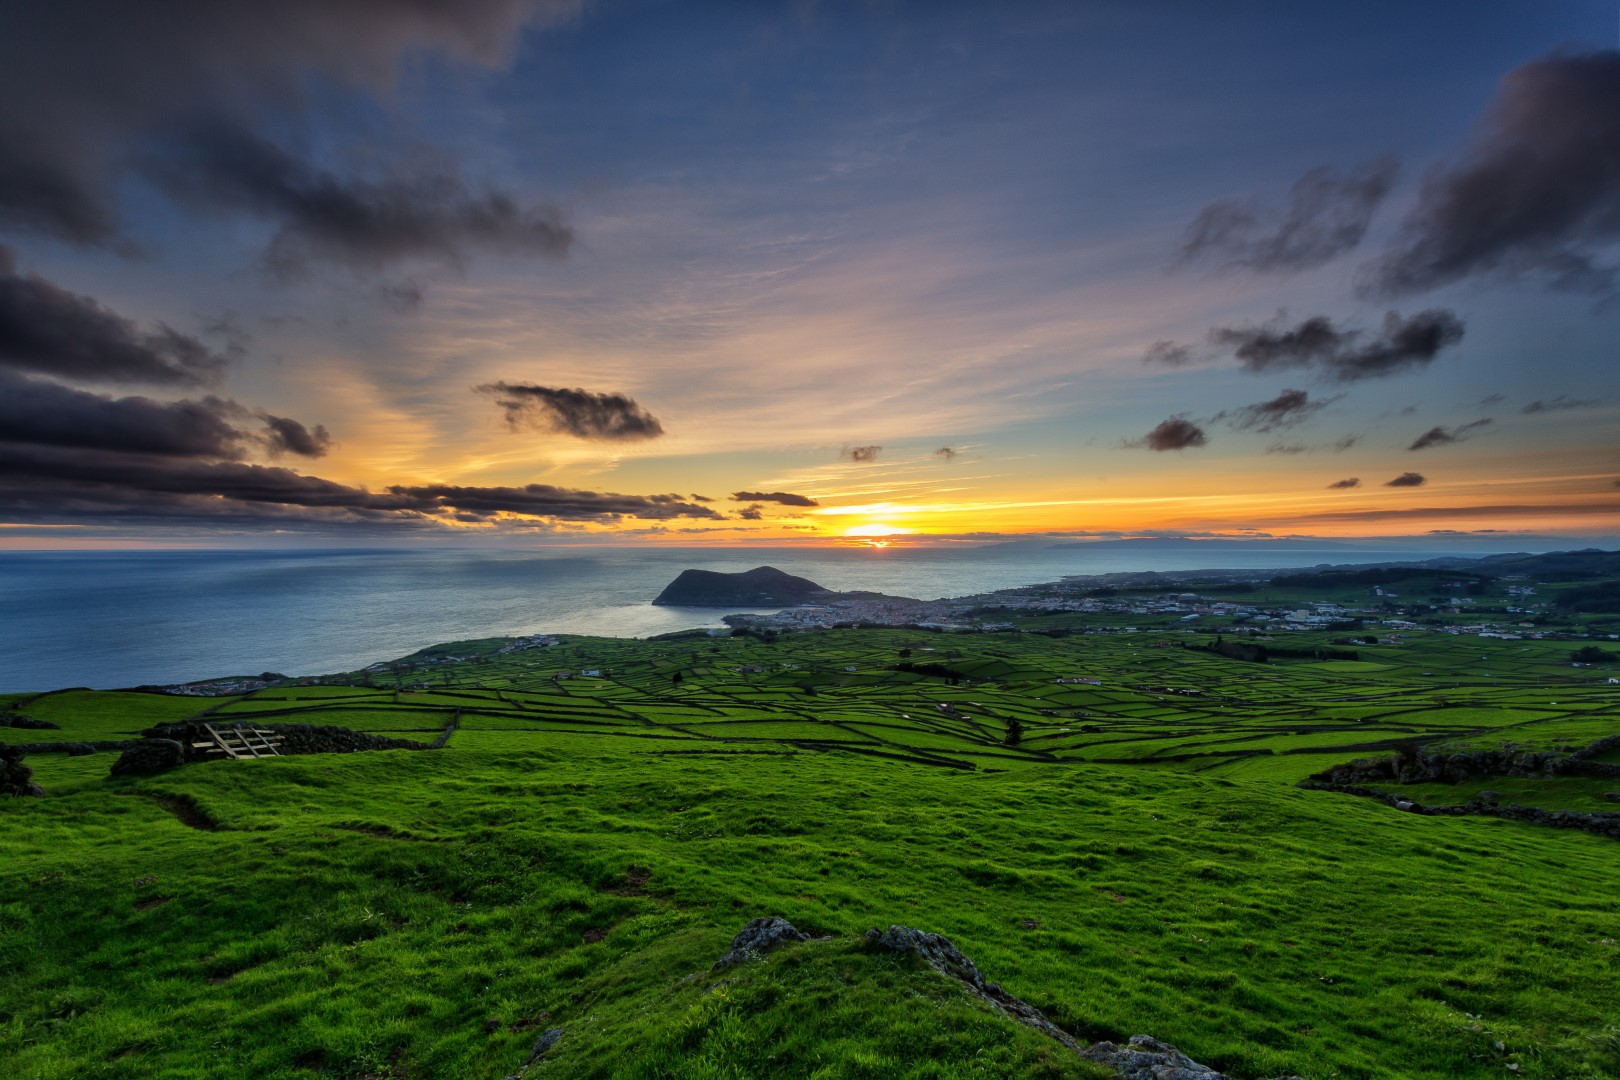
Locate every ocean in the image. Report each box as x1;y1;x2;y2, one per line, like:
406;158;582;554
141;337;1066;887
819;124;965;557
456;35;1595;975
0;543;1471;692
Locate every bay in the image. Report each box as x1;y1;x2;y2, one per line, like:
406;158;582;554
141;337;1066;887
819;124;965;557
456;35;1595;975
0;543;1469;691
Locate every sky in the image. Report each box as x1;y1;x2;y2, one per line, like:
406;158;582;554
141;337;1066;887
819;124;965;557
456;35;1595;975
1;0;1617;550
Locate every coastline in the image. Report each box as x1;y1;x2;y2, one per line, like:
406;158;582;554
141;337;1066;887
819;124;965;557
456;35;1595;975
40;545;1606;697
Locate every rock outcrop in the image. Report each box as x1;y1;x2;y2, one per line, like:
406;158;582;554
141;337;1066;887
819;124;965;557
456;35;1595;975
1;714;58;729
653;566;833;607
1085;1035;1253;1080
703;918;1301;1080
865;923;1302;1078
865;924;1084;1053
713;916;811;970
1;745;44;796
501;1025;564;1080
109;738;186;777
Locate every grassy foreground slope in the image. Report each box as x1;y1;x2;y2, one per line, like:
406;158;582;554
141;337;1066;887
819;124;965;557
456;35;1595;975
3;626;1619;1079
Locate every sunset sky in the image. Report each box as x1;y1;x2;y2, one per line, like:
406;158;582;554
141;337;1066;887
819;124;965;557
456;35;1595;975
2;1;1617;548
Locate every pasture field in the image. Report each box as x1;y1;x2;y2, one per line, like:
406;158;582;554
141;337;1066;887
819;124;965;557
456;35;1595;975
3;623;1618;1079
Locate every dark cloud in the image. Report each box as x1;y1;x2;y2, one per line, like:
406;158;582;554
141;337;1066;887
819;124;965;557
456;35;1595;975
1361;51;1620;297
0;371;711;528
1327;477;1361;489
1263;443;1308;455
1407;428;1450;450
1407;418;1491;450
0;157;122;249
0;1;570;249
844;445;882;462
1179;157;1398;272
384;484;721;521
477;382;664;441
1129;416;1207;452
1220;388;1334;433
0;442;721;528
149;125;571;280
1209;309;1464;382
0;372;247;457
0;444;418;515
736;504;765;520
1521;396;1599;414
934;447;958;460
731;490;819;507
1212;315;1341;370
0;369;331;463
689;493;714;502
0;247;225;385
1333;434;1361;452
1384;472;1427;487
1478;393;1505;407
1141;340;1198;367
261;414;332;458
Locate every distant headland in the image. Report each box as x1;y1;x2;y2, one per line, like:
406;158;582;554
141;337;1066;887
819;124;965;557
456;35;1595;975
652;566;836;607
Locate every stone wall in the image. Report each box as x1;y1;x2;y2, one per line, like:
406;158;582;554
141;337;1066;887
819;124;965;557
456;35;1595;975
109;722;432;776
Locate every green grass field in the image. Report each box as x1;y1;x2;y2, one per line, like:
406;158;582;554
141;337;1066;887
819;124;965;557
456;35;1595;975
3;625;1618;1078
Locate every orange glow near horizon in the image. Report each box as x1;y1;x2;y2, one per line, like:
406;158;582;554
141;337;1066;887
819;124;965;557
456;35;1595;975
843;522;914;538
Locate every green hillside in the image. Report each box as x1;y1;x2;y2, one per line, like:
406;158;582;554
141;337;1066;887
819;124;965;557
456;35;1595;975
3;626;1618;1078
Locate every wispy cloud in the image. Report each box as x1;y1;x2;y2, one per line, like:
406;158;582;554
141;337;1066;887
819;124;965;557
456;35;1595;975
1179;157;1398;273
1408;419;1491;450
1217;388;1335;433
1522;396;1599;414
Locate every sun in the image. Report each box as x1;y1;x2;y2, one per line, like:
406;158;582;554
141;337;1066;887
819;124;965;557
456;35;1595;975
843;522;913;538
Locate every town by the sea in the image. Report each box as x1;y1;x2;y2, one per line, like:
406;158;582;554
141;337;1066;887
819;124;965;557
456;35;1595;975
0;542;1496;692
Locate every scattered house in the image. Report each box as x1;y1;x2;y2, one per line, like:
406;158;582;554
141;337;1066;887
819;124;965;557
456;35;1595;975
581;669;603;677
1056;677;1102;685
499;634;559;654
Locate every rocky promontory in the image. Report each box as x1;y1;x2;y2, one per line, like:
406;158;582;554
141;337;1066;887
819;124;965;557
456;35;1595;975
652;566;836;607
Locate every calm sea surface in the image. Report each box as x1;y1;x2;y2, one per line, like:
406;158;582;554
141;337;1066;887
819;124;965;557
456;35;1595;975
0;544;1465;691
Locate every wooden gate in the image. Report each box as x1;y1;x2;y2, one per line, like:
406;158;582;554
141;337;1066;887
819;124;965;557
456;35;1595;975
192;723;284;759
